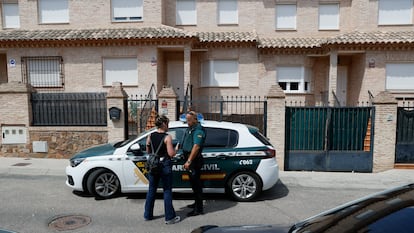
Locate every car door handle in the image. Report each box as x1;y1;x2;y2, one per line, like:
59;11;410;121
130;156;146;162
216;154;227;160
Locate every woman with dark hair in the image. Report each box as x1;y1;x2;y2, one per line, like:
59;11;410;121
144;115;181;224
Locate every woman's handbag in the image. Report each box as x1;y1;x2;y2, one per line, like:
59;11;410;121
145;135;166;174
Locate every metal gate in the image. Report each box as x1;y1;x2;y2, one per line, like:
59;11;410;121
395;106;414;164
127;96;157;138
285;106;374;172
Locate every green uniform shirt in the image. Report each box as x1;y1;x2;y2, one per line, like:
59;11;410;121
182;123;205;153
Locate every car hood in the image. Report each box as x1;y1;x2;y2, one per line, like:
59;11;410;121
71;143;116;159
191;225;289;233
289;183;414;233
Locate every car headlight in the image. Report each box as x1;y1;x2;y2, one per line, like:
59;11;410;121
70;158;86;167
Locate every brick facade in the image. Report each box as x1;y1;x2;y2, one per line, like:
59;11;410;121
0;1;413;171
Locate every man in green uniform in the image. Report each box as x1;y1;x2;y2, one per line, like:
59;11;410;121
182;111;206;216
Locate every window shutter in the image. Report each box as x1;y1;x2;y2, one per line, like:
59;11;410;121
39;0;69;23
112;0;143;19
2;3;20;28
379;0;413;25
104;58;138;86
176;0;197;25
386;64;414;90
319;4;339;30
276;4;296;29
218;0;238;24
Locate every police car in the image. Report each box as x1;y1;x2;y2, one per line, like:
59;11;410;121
65;118;279;202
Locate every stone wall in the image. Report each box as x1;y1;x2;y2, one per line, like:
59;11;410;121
0;128;107;159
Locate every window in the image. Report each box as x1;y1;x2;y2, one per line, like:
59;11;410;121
202;60;239;87
2;3;20;29
218;0;238;25
386;63;414;91
319;3;339;30
276;66;310;93
22;56;63;88
176;0;196;25
378;0;413;25
38;0;69;24
204;128;238;148
136;127;187;153
275;4;296;30
111;0;143;22
103;57;138;86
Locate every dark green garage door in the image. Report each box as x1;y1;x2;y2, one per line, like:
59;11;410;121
285;107;374;172
395;107;414;164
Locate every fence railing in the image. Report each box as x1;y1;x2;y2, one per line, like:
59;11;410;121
31;92;107;126
285;100;372;107
178;96;268;136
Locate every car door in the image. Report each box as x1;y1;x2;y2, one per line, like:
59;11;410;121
169;127;190;188
121;134;152;192
122;127;189;190
198;127;238;189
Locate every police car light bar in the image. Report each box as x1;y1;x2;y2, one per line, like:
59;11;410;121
179;113;204;123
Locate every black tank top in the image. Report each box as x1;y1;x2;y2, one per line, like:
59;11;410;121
150;132;168;158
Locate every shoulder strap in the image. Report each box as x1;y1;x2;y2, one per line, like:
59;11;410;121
150;134;166;157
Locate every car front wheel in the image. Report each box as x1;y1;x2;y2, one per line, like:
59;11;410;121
86;168;120;199
227;171;262;202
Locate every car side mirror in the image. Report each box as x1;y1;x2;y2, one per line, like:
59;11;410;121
130;144;140;151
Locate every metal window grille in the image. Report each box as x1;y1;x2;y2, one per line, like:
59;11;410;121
21;56;64;88
31;93;107;126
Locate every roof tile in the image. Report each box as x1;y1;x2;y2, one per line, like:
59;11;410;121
0;28;413;48
258;37;326;49
0;26;194;42
196;31;257;43
327;31;414;44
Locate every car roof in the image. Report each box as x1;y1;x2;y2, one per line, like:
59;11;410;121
169;120;251;131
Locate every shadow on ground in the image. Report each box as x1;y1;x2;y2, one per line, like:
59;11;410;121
72;179;289;218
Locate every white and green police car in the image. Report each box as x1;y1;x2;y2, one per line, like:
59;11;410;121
65;119;279;201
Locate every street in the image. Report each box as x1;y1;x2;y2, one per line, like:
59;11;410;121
0;173;382;233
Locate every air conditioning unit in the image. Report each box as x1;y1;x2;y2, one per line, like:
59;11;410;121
33;141;48;153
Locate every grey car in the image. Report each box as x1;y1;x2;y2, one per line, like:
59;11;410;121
192;183;414;233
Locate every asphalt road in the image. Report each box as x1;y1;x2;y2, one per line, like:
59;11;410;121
0;173;382;233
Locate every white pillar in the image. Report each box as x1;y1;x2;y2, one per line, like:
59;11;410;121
328;50;338;106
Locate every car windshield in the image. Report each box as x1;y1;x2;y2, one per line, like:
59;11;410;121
113;127;156;148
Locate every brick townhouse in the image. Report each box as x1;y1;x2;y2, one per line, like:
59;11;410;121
0;0;413;172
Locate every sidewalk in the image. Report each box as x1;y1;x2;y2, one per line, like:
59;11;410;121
0;157;413;190
0;157;67;177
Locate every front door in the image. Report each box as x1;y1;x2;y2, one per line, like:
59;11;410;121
336;66;348;106
0;54;8;83
167;60;184;101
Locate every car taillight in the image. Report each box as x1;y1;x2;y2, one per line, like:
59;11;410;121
264;148;276;158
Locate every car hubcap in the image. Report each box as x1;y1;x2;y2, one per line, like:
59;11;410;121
95;173;119;197
232;174;257;199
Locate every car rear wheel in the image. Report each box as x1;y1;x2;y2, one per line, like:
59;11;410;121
86;168;120;199
227;171;262;201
